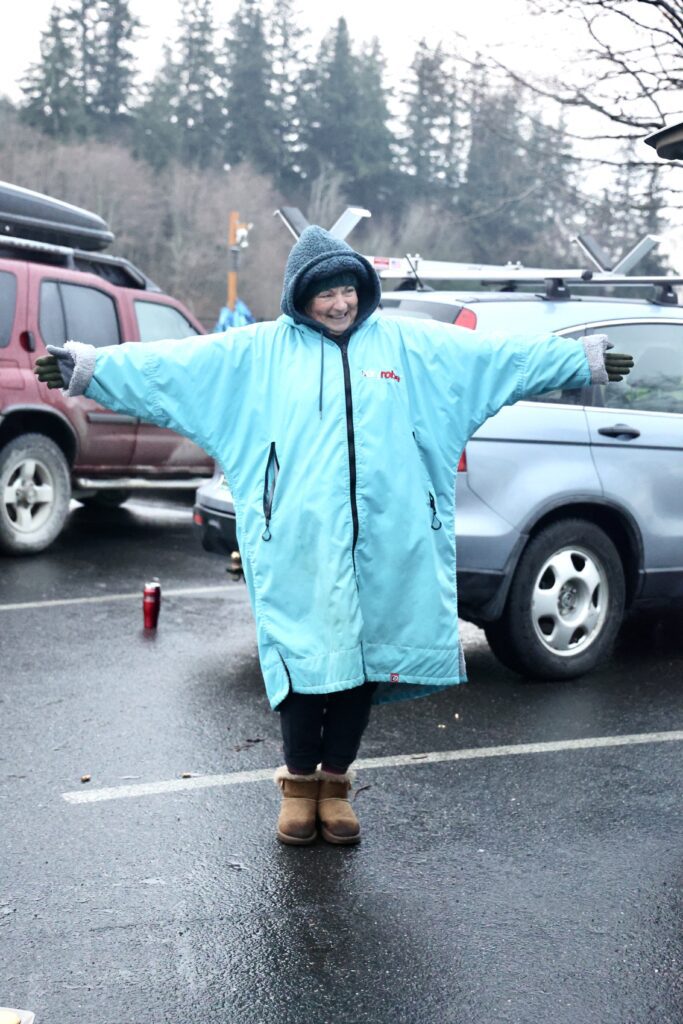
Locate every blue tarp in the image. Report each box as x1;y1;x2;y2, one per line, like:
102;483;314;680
214;299;255;332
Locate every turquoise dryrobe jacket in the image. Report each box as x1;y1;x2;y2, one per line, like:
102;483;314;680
77;228;603;709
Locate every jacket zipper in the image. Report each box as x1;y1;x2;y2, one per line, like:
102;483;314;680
338;339;359;555
262;441;279;541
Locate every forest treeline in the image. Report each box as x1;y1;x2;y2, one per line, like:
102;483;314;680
0;0;669;322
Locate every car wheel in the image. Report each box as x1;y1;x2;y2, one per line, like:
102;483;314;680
0;433;71;554
483;519;625;680
481;619;527;675
80;489;131;508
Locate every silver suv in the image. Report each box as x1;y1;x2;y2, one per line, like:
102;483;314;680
381;281;683;679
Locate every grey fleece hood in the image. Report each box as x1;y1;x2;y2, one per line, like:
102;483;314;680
280;225;381;336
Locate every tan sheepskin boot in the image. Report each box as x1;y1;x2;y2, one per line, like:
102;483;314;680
274;767;319;845
317;769;361;845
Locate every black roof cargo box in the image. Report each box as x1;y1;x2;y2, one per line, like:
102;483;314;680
0;181;114;251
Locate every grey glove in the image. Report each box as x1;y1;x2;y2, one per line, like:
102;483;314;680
582;333;633;385
34;346;75;389
34;342;96;396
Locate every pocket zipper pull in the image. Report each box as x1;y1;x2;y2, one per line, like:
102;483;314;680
429;493;442;531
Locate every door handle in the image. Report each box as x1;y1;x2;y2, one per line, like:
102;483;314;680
597;423;640;440
20;330;36;353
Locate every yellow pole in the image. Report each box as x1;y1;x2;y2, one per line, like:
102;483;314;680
227;210;239;311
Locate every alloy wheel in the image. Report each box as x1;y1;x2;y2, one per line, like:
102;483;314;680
3;456;56;535
531;545;609;657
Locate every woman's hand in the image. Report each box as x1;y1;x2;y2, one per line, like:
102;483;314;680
604;351;634;383
34;354;65;389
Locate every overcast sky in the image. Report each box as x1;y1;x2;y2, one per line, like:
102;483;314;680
1;0;565;101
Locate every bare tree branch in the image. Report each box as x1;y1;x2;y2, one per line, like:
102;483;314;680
505;0;683;132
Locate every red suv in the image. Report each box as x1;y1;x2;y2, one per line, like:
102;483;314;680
0;185;213;555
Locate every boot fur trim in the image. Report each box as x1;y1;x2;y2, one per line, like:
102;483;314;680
317;768;356;784
274;765;319;787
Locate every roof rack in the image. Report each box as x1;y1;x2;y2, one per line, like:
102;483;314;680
367;255;597;284
272;208;682;305
367;255;683;305
0;234;161;292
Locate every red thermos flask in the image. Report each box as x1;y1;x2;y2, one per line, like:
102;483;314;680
143;580;161;629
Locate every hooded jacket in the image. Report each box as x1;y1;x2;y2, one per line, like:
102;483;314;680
64;227;608;709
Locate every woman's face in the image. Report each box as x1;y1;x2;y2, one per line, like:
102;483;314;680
305;286;358;335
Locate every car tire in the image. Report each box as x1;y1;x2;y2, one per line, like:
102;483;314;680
483;519;625;680
481;619;527;675
0;433;71;555
80;489;131;509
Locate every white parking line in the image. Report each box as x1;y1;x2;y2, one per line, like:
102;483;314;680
63;728;683;805
0;585;238;613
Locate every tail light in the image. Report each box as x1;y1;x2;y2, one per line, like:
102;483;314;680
453;307;477;330
457;449;467;472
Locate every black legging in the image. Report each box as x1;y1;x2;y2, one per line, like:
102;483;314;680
277;681;378;774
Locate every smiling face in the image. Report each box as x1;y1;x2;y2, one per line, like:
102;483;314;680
305;285;359;335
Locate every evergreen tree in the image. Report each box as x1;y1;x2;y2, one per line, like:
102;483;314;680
298;19;368;191
89;0;141;132
400;40;454;199
173;0;226;166
457;84;531;262
223;0;279;173
352;39;398;209
133;44;183;169
457;80;579;266
266;0;310;189
514;112;578;264
65;0;100;117
135;0;225;169
20;6;86;137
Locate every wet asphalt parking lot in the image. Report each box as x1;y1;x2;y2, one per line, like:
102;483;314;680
2;497;683;1024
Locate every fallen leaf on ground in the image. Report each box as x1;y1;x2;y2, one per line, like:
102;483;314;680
353;784;372;801
234;737;264;751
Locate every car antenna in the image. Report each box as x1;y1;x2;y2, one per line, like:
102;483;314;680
404;253;432;291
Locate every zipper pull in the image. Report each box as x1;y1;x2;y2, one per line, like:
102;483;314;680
262;441;279;541
429;493;442;531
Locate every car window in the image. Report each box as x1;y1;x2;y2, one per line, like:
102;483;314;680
135;301;198;342
583;322;683;415
60;282;121;348
0;270;17;348
39;280;67;348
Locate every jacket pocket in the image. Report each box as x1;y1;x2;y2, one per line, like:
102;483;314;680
262;441;280;541
412;432;442;531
